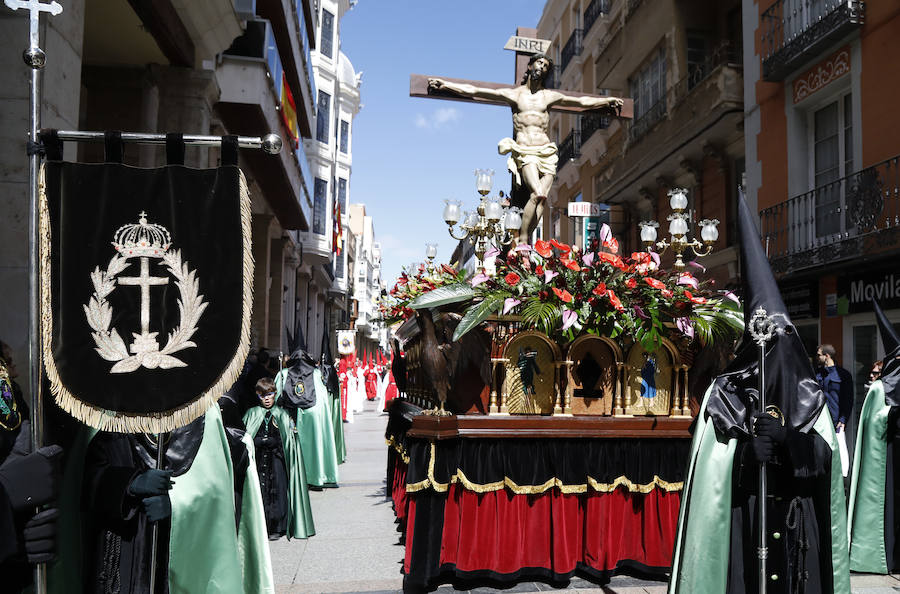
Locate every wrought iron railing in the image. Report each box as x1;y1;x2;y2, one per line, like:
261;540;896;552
558;129;581;165
561;28;583;74
760;155;900;274
581;112;611;145
671;41;741;107
761;0;864;81
629;96;666;142
584;0;611;36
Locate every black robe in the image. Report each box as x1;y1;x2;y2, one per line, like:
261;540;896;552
252;412;289;539
0;380;33;593
81;416;250;594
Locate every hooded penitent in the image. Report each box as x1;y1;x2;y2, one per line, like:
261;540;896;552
847;299;900;573
280;320;316;410
669;191;849;594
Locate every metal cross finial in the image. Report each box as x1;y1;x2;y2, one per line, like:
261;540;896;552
5;0;63;67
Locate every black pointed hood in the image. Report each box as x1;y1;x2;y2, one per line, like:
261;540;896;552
280;320;316;410
319;318;340;397
873;299;900;406
705;191;825;437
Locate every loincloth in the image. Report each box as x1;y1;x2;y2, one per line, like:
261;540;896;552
497;138;558;186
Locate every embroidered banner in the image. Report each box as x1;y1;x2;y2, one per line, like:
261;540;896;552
39;147;253;433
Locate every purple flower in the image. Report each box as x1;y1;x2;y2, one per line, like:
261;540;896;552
544;270;558;283
599;223;612;244
561;309;578;331
688;260;706;273
724;291;740;304
514;243;532;252
503;297;521;315
582;251;595;267
649;251;661;266
484;245;500;259
677;272;699;290
470;272;489;287
675;316;694;338
633;305;648;319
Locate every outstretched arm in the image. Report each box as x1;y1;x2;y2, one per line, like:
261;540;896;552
546;90;625;114
428;78;514;104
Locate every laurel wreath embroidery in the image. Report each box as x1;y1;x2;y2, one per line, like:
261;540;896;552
83;250;207;373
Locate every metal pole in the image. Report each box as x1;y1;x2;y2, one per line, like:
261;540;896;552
757;338;767;594
148;433;164;593
53;130;283;154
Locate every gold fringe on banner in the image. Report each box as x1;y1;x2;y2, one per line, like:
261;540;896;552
385;436;411;464
39;165;255;433
404;442;684;495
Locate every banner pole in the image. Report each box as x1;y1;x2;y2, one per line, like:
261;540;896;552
149;433;164;593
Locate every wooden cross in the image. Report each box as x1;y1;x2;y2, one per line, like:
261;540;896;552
4;0;63;50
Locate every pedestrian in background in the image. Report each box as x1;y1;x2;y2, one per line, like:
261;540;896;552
816;343;854;476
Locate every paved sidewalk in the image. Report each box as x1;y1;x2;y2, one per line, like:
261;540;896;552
270;402;900;593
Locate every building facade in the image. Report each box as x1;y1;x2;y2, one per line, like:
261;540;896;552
536;0;745;287
746;0;900;397
347;203;387;357
0;0;324;393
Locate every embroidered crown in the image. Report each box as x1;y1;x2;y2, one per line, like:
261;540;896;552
112;211;172;258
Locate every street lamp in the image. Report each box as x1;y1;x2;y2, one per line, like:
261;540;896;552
443;169;523;264
638;188;719;269
424;243;437;272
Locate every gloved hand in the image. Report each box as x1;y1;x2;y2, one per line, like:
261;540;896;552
750;435;776;464
23;508;59;563
754;413;787;444
141;494;171;523
127;469;174;497
0;445;63;512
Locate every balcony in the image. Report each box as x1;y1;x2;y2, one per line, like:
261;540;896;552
760;155;900;275
584;0;610;36
581;112;611;145
629;97;667;142
561;28;584;75
558;129;581;166
761;0;865;82
671;41;742;107
217;19;312;230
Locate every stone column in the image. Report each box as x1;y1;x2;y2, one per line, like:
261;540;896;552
149;64;219;168
250;214;273;349
283;239;301;341
267;235;285;352
0;0;85;396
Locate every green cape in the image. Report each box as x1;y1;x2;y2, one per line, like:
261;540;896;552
668;386;850;593
275;368;340;486
243;404;316;538
50;405;274;594
847;380;893;573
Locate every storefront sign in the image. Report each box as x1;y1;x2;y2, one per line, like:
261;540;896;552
837;268;900;314
780;281;819;319
568;201;603;217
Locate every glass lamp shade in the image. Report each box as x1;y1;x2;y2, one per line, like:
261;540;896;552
485;198;503;222
464;211;480;228
474;169;494;195
699;219;720;242
639;221;658;243
668;214;689;237
442;199;461;225
425;243;438;260
504;207;523;232
668;188;689;211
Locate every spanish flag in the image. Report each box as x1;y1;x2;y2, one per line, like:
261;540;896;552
332;194;343;255
280;73;299;147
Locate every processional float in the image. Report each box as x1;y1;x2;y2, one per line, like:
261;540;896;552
5;1;281;591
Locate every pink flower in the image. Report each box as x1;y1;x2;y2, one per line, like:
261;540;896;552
687;260;707;273
724;291;740;304
470;272;489;287
582;251;595;267
544;270;558;283
599;223;612;244
484;245;500;259
514;243;532;252
503;297;521;315
677;272;699;290
561;309;578;331
675;317;694;339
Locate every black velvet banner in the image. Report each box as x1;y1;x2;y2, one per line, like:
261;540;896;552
41;155;250;431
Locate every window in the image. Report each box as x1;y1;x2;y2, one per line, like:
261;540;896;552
339;120;349;153
313;177;327;235
337;178;347;212
320;9;334;59
686;33;708;89
630;47;666;120
316;91;331;143
334;252;344;278
811;94;852;237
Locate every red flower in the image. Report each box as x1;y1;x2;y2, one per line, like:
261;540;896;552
606;289;624;312
534;239;553;258
592;282;607;296
625;277;638;289
505;272;521;287
550;239;571;254
552;287;574;303
440;264;457;276
597;251;627;270
631;252;651;264
535;265;544;276
661;289;673;298
560;257;581;271
602;237;619;254
684;290;707;305
644;277;666;290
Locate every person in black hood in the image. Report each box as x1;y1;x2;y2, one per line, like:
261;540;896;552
669;193;850;594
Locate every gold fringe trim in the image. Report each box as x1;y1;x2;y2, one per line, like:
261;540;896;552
404;442;684;495
385;436;410;464
40;165;255;433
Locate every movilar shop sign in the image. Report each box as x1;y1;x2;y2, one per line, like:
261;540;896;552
837;269;900;313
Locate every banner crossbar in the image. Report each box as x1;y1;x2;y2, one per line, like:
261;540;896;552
52;130;283;154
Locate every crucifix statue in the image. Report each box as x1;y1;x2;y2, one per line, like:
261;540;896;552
411;32;632;243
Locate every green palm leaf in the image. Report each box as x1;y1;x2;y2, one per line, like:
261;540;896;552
690;299;744;346
408;283;475;310
520;298;561;335
453;293;506;341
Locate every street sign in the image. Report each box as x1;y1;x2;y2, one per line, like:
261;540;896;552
503;35;552;55
567;201;603;217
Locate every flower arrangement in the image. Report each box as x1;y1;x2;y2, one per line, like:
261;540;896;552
376;263;466;325
408;225;742;352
